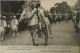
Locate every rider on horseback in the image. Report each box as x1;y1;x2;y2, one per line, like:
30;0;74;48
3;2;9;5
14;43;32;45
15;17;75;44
32;1;46;30
20;1;52;45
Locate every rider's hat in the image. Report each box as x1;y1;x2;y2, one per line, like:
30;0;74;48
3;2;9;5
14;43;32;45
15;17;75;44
35;1;41;8
35;1;41;4
22;2;29;9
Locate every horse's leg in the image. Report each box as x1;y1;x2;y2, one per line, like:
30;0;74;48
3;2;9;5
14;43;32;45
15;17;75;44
38;29;41;37
1;31;4;41
76;22;79;32
48;24;53;40
44;27;48;46
4;28;6;36
9;28;12;35
16;27;19;36
66;18;67;23
73;19;75;28
77;21;79;28
30;31;34;45
49;24;52;35
12;30;15;36
30;29;38;46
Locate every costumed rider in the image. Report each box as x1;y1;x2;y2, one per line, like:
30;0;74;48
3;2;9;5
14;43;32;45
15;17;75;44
31;1;46;30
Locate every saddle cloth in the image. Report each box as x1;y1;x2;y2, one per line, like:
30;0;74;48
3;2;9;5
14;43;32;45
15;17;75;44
28;24;38;31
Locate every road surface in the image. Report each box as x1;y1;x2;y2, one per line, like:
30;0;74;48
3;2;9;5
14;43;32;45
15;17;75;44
1;21;80;46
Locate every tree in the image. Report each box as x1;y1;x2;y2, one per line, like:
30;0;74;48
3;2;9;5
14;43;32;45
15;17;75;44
75;0;80;10
50;1;71;14
1;1;24;14
50;7;56;14
56;1;70;13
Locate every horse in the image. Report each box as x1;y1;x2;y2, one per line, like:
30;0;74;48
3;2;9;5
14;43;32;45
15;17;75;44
19;8;52;46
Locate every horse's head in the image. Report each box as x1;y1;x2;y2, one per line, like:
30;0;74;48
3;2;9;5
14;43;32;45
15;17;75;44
19;9;32;22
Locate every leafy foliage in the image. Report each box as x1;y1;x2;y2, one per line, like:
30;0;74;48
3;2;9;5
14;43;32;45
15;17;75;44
1;1;24;14
50;1;71;14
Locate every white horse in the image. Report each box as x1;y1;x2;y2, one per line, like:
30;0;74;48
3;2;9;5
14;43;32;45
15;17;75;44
20;8;52;46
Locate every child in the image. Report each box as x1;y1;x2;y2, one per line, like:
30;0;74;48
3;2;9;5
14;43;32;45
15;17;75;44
11;15;19;36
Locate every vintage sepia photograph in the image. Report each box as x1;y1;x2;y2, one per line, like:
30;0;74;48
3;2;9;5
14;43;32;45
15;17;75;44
0;0;80;47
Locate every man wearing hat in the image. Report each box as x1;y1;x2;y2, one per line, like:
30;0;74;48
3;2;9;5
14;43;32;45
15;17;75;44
31;1;46;30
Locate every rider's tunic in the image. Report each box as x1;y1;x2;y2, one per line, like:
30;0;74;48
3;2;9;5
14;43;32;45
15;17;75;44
37;7;46;28
30;7;46;29
21;9;39;30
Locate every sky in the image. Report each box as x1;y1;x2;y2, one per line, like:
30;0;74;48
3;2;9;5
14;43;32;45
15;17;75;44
41;0;77;11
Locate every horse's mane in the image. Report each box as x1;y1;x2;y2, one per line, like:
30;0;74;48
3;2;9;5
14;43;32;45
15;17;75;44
20;9;32;20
